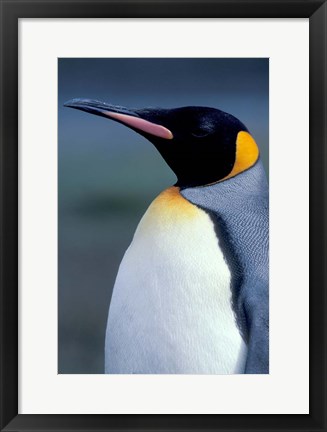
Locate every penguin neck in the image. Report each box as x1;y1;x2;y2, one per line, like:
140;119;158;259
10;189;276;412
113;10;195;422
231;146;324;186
180;159;268;204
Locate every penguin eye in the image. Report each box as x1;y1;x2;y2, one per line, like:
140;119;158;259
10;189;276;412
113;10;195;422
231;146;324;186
191;128;211;138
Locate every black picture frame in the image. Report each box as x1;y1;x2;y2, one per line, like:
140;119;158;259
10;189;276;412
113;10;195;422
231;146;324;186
1;1;326;431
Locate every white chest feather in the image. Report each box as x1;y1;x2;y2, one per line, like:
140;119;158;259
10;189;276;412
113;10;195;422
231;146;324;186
105;187;247;374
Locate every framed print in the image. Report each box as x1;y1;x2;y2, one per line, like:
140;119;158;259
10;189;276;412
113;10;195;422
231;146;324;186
0;1;326;431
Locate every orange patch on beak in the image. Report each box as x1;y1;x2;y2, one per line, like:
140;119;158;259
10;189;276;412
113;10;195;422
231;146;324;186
104;111;173;140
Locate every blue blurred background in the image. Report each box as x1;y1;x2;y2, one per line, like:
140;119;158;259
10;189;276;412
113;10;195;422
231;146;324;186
58;58;269;373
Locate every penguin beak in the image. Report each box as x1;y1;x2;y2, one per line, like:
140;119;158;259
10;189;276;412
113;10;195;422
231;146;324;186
64;98;173;140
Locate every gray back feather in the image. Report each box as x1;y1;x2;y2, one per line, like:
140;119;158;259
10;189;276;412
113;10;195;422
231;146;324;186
181;160;269;373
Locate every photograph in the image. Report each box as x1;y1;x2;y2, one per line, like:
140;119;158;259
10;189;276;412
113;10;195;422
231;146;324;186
58;58;269;375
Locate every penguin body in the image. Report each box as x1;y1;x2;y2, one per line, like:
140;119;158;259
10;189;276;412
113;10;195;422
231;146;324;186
105;186;247;374
64;99;269;374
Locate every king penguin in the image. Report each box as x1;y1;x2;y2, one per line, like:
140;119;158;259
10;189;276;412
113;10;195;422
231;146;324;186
64;99;269;374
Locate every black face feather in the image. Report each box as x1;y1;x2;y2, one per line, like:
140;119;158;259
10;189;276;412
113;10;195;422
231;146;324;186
134;106;248;188
64;100;249;188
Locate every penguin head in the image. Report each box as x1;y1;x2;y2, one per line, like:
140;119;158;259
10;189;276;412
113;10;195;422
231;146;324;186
64;99;259;188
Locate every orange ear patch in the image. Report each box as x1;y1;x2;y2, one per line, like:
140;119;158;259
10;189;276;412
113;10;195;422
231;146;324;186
223;131;259;181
